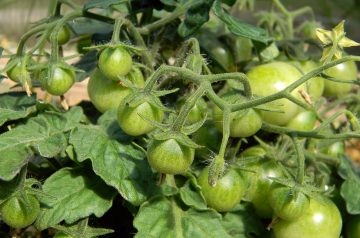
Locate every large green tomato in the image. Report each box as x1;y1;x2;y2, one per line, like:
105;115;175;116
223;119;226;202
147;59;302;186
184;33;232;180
88;69;142;113
40;66;75;96
198;168;245;212
323;61;358;97
213;91;262;138
272;197;342;238
147;139;194;174
117;100;164;136
246;62;305;126
98;47;133;81
0;194;40;228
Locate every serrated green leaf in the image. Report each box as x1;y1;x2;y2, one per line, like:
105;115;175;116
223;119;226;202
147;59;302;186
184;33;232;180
69;125;161;205
0;92;37;126
96;109;132;142
134;197;231;238
338;156;360;214
0;107;84;181
179;181;207;210
212;0;272;43
221;204;266;237
35;167;116;230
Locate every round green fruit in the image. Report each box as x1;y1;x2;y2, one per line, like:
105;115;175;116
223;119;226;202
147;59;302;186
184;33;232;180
98;47;133;81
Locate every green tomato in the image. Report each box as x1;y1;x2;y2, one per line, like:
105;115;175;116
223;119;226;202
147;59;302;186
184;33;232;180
246;62;305;126
192;122;221;159
213;91;262;138
240;145;267;158
147;139;194;174
176;97;207;125
98;47;133;81
126;66;145;87
269;184;310;221
346;215;360;238
323;61;358;97
272;197;342;238
286;110;317;131
6;60;22;82
40;65;75;96
88;69;137;113
243;160;283;218
298;61;325;100
0;194;40;228
117;100;164;136
57;25;71;45
322;141;345;157
198;168;245;212
76;35;92;54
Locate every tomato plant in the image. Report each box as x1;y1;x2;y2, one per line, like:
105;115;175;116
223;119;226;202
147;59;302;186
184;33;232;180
346;215;360;238
0;194;40;229
272;197;342;238
198;168;245;212
1;0;360;237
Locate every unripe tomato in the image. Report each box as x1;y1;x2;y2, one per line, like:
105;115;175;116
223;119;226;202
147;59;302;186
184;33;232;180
269;184;310;221
242;160;283;218
272;197;342;238
240;145;266;158
323;61;358;97
127;66;145;87
212;91;262;138
88;69;138;113
0;194;40;228
76;35;92;54
346;215;360;238
198;168;245;212
117;100;164;136
53;232;73;238
57;25;71;45
40;66;75;96
246;62;305;126
6;61;22;82
176;97;207;125
192;122;221;159
147;139;194;174
286;110;317;131
98;47;133;81
296;61;325;101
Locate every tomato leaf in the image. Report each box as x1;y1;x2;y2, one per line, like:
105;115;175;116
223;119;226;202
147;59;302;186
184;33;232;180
69;125;164;205
96;109;132;142
212;0;272;43
0;92;37;126
35;167;116;230
0;107;84;181
179;181;208;210
84;0;127;10
338;156;360;214
221;204;266;237
134;197;231;237
178;0;215;37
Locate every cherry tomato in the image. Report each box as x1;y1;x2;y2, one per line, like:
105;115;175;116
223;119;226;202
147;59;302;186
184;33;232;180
176;97;207;125
147;139;194;174
198;168;245;212
117;100;164;136
0;194;40;228
88;69;136;113
127;66;145;87
57;25;71;45
213;91;262;138
246;62;305;126
98;47;133;81
6;60;23;82
346;215;360;238
40;65;75;96
76;35;92;54
242;160;284;218
269;184;310;221
240;145;267;158
192;122;221;159
272;197;342;238
323;61;358;97
286;110;317;131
